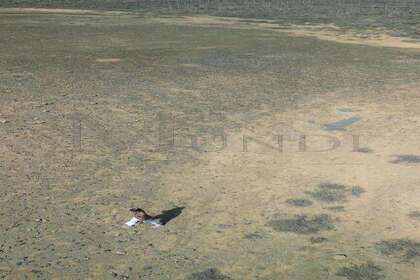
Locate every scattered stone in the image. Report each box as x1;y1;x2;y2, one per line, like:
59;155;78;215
376;239;420;263
0;118;9;124
33;120;47;125
310;236;328;243
187;268;233;280
336;263;384;280
109;269;129;279
267;214;334;234
286;198;313;207
333;253;348;260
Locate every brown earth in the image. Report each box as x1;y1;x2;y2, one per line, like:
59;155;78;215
1;9;420;280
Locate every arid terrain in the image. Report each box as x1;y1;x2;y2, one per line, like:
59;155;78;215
1;6;420;280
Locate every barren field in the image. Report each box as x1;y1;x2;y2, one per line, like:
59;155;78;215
1;8;420;280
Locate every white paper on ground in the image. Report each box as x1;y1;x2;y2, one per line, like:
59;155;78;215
125;217;140;227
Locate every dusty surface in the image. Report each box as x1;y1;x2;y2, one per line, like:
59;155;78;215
155;16;420;49
1;9;420;280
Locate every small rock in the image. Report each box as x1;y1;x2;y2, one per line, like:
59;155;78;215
33;118;46;124
0;118;8;124
95;58;121;63
310;236;328;244
109;269;129;279
333;253;348;260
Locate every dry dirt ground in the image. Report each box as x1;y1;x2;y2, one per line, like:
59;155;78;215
1;9;420;280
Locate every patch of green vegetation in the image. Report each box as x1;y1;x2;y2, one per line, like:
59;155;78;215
326;206;346;212
336;263;384;280
286;198;313;207
376;239;420;263
356;147;373;153
267;214;334;234
351;186;365;197
309;183;348;202
243;233;263;240
391;155;420;164
408;211;420;220
188;268;233;280
307;183;365;202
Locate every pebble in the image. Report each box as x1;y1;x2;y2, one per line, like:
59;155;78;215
109;269;129;279
33;118;46;124
333;253;348;260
